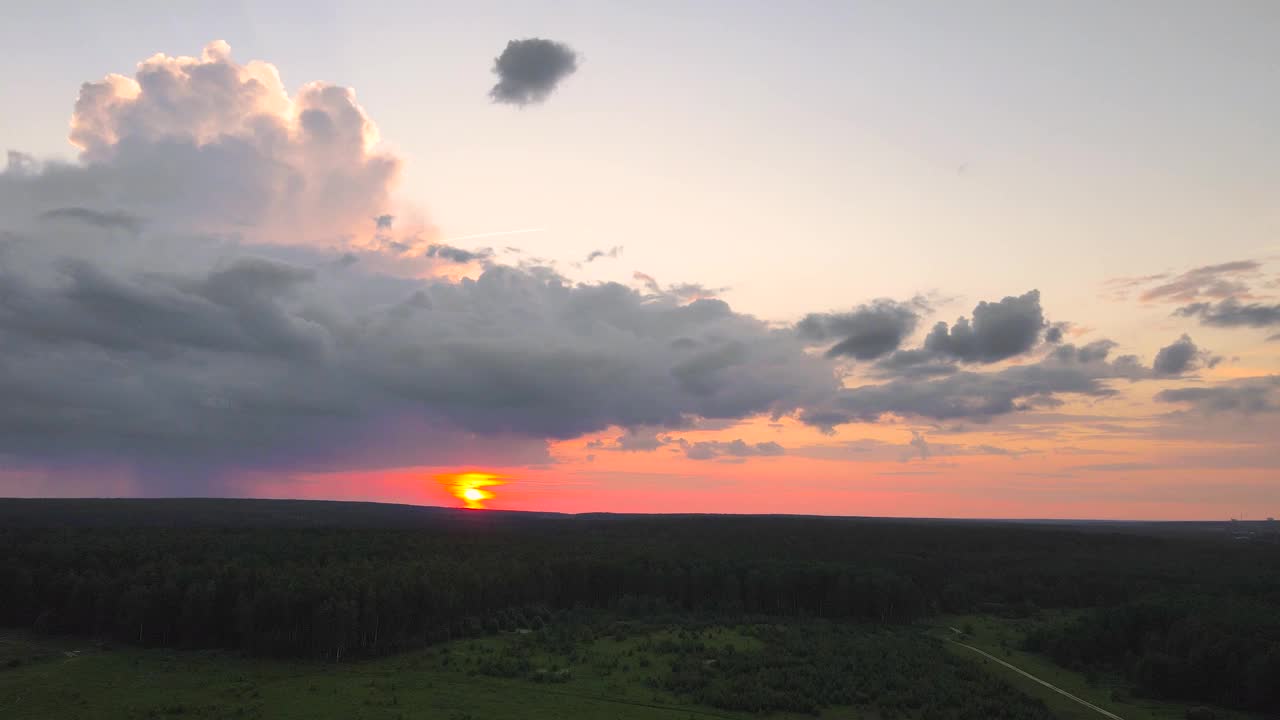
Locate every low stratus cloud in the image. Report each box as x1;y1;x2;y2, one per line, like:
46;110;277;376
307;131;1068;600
40;207;144;232
1109;259;1280;338
792;434;1027;464
797;299;924;360
679;439;785;461
1106;260;1263;303
1175;299;1280;328
490;38;579;106
1156;376;1280;414
424;243;494;264
0;41;1267;495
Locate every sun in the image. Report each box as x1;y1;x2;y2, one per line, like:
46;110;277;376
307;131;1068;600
436;472;506;509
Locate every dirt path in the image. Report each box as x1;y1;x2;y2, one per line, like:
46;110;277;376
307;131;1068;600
950;640;1125;720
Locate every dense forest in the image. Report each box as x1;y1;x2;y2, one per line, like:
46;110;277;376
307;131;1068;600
1;499;1278;713
1024;597;1280;712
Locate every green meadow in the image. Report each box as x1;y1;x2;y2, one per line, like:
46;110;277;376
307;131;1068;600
3;619;1050;720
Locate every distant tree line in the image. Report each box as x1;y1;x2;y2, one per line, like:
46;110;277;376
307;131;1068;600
1;502;1277;713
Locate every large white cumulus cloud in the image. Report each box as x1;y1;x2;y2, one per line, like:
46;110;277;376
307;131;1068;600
5;41;398;246
0;35;839;490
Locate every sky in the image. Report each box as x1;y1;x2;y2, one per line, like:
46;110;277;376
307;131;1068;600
1;1;1278;519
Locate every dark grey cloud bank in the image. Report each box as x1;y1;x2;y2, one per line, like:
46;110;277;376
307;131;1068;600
1;186;1216;486
0;222;837;484
490;38;579;106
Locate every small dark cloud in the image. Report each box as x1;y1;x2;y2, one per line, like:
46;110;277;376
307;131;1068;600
633;272;727;303
1044;321;1070;344
1070;462;1162;473
489;38;579;106
753;441;785;456
668;283;727;302
1155;376;1280;414
40;207;144;233
922;290;1046;364
608;427;669;452
585;246;622;263
425;244;493;264
678;438;785;460
1175;299;1280;328
374;214;394;230
1152;334;1217;376
906;431;930;461
793;435;1026;463
1049;339;1118;365
973;444;1019;457
633;271;660;294
797;298;924;361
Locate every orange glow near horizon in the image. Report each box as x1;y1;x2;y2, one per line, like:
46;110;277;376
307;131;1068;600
226;404;1280;521
437;472;506;509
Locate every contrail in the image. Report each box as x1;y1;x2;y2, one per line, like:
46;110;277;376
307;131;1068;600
439;228;546;244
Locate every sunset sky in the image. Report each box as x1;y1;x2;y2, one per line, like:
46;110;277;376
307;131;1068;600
2;1;1278;519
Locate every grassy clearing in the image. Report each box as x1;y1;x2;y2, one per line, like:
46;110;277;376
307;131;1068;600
0;626;861;720
934;615;1256;720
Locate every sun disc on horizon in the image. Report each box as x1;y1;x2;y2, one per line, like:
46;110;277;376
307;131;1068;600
437;472;506;509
